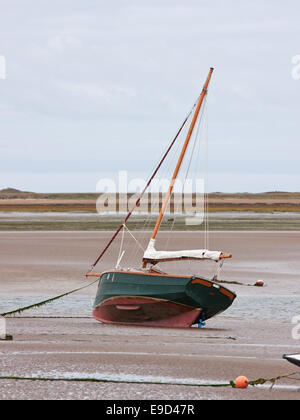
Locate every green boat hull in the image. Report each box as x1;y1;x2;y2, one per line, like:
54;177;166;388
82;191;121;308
93;270;236;328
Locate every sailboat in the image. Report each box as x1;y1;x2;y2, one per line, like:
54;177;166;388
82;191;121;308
87;68;236;328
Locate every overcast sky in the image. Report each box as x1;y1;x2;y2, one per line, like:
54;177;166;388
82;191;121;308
0;0;299;192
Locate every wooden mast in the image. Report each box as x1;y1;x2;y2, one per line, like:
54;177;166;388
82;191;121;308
149;68;214;244
88;68;230;277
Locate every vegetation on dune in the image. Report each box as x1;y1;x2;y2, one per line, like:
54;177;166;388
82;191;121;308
1;189;300;214
1;188;300;200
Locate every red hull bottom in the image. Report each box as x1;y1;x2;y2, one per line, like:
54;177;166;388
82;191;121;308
93;296;201;328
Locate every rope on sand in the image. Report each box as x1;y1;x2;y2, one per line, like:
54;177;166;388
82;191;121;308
248;371;299;388
213;279;265;287
0;278;99;317
0;371;298;389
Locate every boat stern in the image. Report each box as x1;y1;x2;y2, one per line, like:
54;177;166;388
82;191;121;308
186;277;236;320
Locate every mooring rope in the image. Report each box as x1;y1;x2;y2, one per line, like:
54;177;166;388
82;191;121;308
0;371;298;389
0;277;100;317
213;279;266;287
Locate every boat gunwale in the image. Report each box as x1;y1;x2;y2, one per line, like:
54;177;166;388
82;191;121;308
101;269;191;280
99;269;237;298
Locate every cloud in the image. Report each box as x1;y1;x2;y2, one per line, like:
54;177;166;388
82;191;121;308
0;0;299;192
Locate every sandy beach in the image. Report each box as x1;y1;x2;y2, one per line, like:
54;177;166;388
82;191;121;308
0;231;299;400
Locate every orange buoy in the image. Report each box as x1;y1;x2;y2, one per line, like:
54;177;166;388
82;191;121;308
235;376;249;389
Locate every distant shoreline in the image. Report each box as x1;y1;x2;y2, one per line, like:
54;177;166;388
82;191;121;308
1;190;300;213
1;199;300;213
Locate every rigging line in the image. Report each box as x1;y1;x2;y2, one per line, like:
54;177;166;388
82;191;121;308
193;96;203;244
89;97;199;271
150;131;185;252
149;68;214;246
186;96;207;182
164;96;208;251
123;224;145;252
138;109;191;256
173;98;205;262
202;92;209;250
116;224;125;268
181;94;207;253
204;96;210;249
129;127;185;264
127;136;182;264
141;101;195;254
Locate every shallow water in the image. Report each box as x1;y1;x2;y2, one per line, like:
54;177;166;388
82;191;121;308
1;211;300;220
1;294;298;322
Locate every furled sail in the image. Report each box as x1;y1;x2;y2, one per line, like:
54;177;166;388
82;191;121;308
143;239;226;264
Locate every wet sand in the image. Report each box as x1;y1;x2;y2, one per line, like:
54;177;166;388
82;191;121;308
0;231;300;400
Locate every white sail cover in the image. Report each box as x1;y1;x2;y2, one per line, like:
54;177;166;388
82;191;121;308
143;239;222;262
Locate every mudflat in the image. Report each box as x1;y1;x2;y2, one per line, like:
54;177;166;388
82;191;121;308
0;231;299;400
